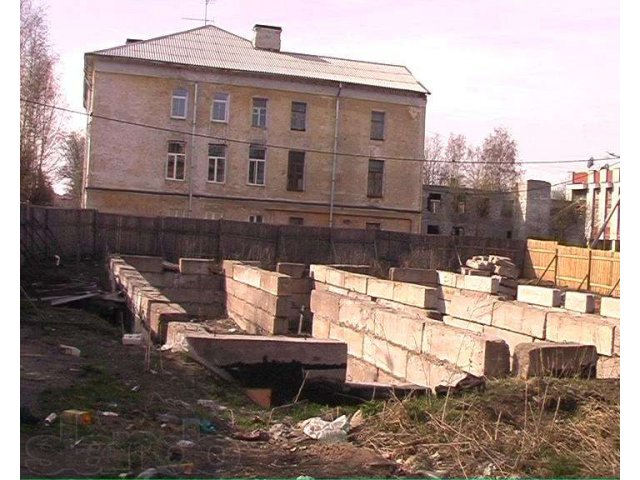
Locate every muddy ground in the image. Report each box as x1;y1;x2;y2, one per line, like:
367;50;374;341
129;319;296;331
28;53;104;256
20;262;620;478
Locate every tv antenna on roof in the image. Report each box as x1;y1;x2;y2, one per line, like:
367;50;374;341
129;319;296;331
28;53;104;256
182;0;214;25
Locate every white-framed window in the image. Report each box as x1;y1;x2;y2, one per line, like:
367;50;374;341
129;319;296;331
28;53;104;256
171;88;188;119
370;111;385;140
207;144;226;183
248;144;266;185
166;142;186;180
252;98;267;127
249;215;263;223
211;92;229;122
291;101;307;131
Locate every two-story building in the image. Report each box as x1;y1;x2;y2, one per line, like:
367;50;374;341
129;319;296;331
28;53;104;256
82;24;429;232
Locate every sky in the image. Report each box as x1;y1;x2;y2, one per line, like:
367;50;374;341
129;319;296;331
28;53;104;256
42;0;619;187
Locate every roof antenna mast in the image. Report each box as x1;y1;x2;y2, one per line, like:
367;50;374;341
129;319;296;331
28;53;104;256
182;0;214;26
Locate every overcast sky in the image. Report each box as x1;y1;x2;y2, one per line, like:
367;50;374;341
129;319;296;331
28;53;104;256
44;0;619;186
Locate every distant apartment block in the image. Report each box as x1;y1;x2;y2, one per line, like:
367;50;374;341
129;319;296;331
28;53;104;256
422;180;553;240
82;24;429;233
567;165;620;250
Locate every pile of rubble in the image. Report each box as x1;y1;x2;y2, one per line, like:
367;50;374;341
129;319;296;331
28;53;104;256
460;255;519;299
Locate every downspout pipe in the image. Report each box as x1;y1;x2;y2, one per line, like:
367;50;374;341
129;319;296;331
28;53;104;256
188;82;199;216
329;82;343;228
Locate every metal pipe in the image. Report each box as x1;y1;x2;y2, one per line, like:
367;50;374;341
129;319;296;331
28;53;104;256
188;82;199;216
329;82;343;228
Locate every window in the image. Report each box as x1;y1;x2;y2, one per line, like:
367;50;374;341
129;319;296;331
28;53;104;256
171;88;188;119
426;225;440;234
477;197;490;217
166;142;186;180
252;98;267;127
287;151;305;191
366;222;381;230
502;199;515;217
370;111;385;140
249;215;263;223
211;93;229;122
207;144;226;183
248;145;266;185
455;195;466;214
291;102;307;131
452;226;465;236
506;230;512;239
289;217;304;225
367;159;384;198
427;193;441;213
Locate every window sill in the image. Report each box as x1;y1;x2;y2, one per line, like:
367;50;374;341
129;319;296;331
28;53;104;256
247;183;266;187
370;138;385;142
165;178;186;182
170;116;187;120
286;189;304;193
291;128;306;132
206;180;226;185
211;119;228;124
367;195;384;199
251;125;267;130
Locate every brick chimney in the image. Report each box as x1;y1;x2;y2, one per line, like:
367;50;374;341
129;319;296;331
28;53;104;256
252;24;282;51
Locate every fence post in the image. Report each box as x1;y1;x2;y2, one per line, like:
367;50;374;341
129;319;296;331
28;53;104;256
586;248;592;291
553;247;559;285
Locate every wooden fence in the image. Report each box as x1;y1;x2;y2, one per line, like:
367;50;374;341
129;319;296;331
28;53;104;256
522;239;620;297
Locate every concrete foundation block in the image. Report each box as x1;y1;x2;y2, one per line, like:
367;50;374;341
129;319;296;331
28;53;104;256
517;285;562;307
405;354;469;390
366;278;395;301
309;264;329;283
389;268;439;286
512;342;597;379
449;294;497;325
563;292;596;313
600;296;620;319
179;258;218;275
338;298;376;332
422;321;510;377
149;302;189;342
376;299;442;322
363;335;408;379
121;255;164;273
484;325;534;358
259;270;293;295
442;315;485;334
392;282;438;309
329;324;364;358
326;268;347;288
276;262;307;278
437;271;459;288
438;285;461;301
458;275;499;294
310;289;342;321
287;278;314;294
330;264;371;275
311;315;331;339
372;309;424;353
545;311;616;356
233;265;263;289
596;355;620;379
327;285;350;296
344;272;370;294
491;301;547;338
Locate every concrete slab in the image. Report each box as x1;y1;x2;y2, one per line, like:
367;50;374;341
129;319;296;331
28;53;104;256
179;258;218;275
389;268;439;286
600;296;620;319
120;255;164;273
344;272;370;294
563;292;596;313
392;282;438;309
442;315;485;334
363;335;408;379
311;315;331;339
596;355;620;379
149;302;189;342
405;354;474;391
338;297;376;332
517;285;562;307
309;264;329;283
491;301;547;338
366;278;396;301
276;262;307;278
458;275;499;294
310;289;342;321
546;311;616;356
449;294;497;325
372;309;424;353
512;342;597;379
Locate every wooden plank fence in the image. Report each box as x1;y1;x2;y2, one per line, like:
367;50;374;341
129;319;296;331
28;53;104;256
522;239;620;297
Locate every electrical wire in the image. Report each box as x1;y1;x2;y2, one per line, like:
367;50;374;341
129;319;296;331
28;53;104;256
21;98;620;167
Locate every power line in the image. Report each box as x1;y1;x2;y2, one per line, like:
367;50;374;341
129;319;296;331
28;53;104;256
22;98;620;167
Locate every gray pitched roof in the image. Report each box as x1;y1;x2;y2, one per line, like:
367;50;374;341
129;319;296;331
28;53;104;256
90;25;428;94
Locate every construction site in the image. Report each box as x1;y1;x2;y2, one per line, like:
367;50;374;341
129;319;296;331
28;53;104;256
20;205;620;478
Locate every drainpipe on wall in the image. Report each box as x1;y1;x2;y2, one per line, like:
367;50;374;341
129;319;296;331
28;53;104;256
188;82;199;216
328;82;343;228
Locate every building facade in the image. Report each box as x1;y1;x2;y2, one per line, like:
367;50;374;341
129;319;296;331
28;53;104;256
566;165;620;250
82;25;429;233
422;180;553;240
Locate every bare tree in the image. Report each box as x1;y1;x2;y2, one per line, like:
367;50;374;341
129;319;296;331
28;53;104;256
423;133;446;185
20;0;64;204
443;134;473;188
58;131;85;206
465;127;522;192
423;133;474;187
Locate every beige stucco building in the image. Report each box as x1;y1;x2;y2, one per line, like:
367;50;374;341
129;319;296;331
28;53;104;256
82;24;429;233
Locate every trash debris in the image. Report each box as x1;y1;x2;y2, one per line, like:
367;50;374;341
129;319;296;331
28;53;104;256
300;415;349;442
100;411;119;417
296;476;315;480
174;440;196;448
197;399;227;411
131;385;140;392
59;344;81;357
60;409;93;425
122;334;143;346
136;467;158;478
232;429;269;442
44;412;57;426
199;419;216;433
156;413;181;425
349;409;364;430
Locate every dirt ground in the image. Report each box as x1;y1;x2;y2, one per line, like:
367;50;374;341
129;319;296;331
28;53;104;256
20;262;620;478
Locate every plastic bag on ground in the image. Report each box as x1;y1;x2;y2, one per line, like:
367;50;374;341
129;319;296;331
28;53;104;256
300;414;349;442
